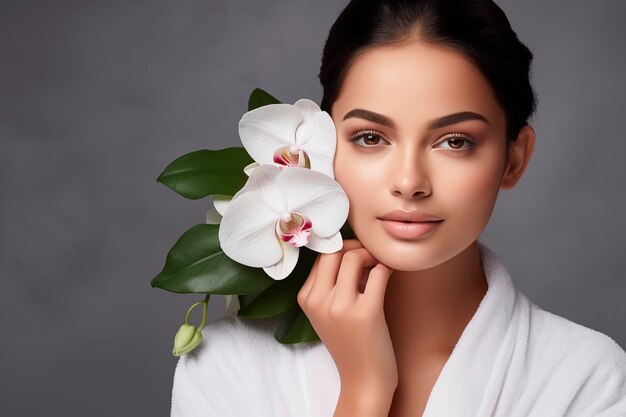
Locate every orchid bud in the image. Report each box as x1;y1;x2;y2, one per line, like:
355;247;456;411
172;295;210;357
172;323;203;357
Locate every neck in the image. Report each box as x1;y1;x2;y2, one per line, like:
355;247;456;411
383;240;488;362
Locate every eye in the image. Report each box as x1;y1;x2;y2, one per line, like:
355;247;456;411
348;129;389;147
433;133;477;151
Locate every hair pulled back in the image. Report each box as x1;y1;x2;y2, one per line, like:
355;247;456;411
318;0;537;141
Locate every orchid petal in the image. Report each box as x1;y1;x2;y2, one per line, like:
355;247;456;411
306;230;344;253
231;164;287;214
293;100;324;147
294;99;337;178
277;168;349;237
212;194;232;217
243;161;259;177
239;103;304;166
293;98;322;122
263;240;300;280
205;206;222;225
218;191;282;268
299;111;337;178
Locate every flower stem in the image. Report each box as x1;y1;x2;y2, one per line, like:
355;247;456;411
184;294;211;329
198;294;210;331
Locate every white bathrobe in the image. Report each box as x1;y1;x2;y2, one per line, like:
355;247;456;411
170;242;626;416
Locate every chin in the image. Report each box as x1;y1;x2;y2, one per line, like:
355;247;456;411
380;258;444;272
363;240;450;271
358;227;480;272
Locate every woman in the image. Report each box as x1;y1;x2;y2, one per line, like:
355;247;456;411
170;1;626;416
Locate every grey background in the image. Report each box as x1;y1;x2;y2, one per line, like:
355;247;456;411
1;0;625;415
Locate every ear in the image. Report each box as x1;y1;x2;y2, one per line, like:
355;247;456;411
500;125;535;190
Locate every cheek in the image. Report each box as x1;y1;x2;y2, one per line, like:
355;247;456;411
334;146;383;230
437;154;503;228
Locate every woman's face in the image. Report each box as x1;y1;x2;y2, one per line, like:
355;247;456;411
332;39;509;271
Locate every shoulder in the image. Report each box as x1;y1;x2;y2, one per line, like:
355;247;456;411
170;314;335;417
197;314;279;354
170;315;281;416
529;302;626;368
173;314;289;382
525;301;626;414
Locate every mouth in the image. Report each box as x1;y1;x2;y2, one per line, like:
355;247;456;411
377;218;444;240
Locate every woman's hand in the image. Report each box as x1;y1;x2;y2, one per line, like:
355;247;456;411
297;239;397;414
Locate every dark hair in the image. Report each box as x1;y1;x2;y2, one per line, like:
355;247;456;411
318;0;537;141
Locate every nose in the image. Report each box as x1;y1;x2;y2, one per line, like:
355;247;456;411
388;145;432;199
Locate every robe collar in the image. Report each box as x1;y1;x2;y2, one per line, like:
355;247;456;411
422;241;524;416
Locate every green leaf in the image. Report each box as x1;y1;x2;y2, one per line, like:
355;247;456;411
238;247;317;318
275;304;320;344
248;88;281;111
151;224;275;294
156;148;253;200
238;279;300;319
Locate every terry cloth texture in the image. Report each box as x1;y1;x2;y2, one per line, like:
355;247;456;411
170;242;626;417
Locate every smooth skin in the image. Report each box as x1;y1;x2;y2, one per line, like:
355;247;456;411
298;38;535;417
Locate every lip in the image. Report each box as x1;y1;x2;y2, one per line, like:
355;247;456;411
377;210;443;240
379;219;443;240
379;209;443;222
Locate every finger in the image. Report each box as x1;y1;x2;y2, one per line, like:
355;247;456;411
307;239;364;299
334;248;379;303
298;252;321;302
362;262;394;309
308;252;343;298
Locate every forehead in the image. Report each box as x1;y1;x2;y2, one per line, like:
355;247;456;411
333;40;505;130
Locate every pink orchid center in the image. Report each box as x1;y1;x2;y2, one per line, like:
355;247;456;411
273;145;311;169
276;211;312;248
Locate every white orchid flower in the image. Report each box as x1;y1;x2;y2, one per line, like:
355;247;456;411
238;98;337;179
218;164;349;280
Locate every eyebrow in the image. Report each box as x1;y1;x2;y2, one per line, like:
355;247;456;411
342;108;489;129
